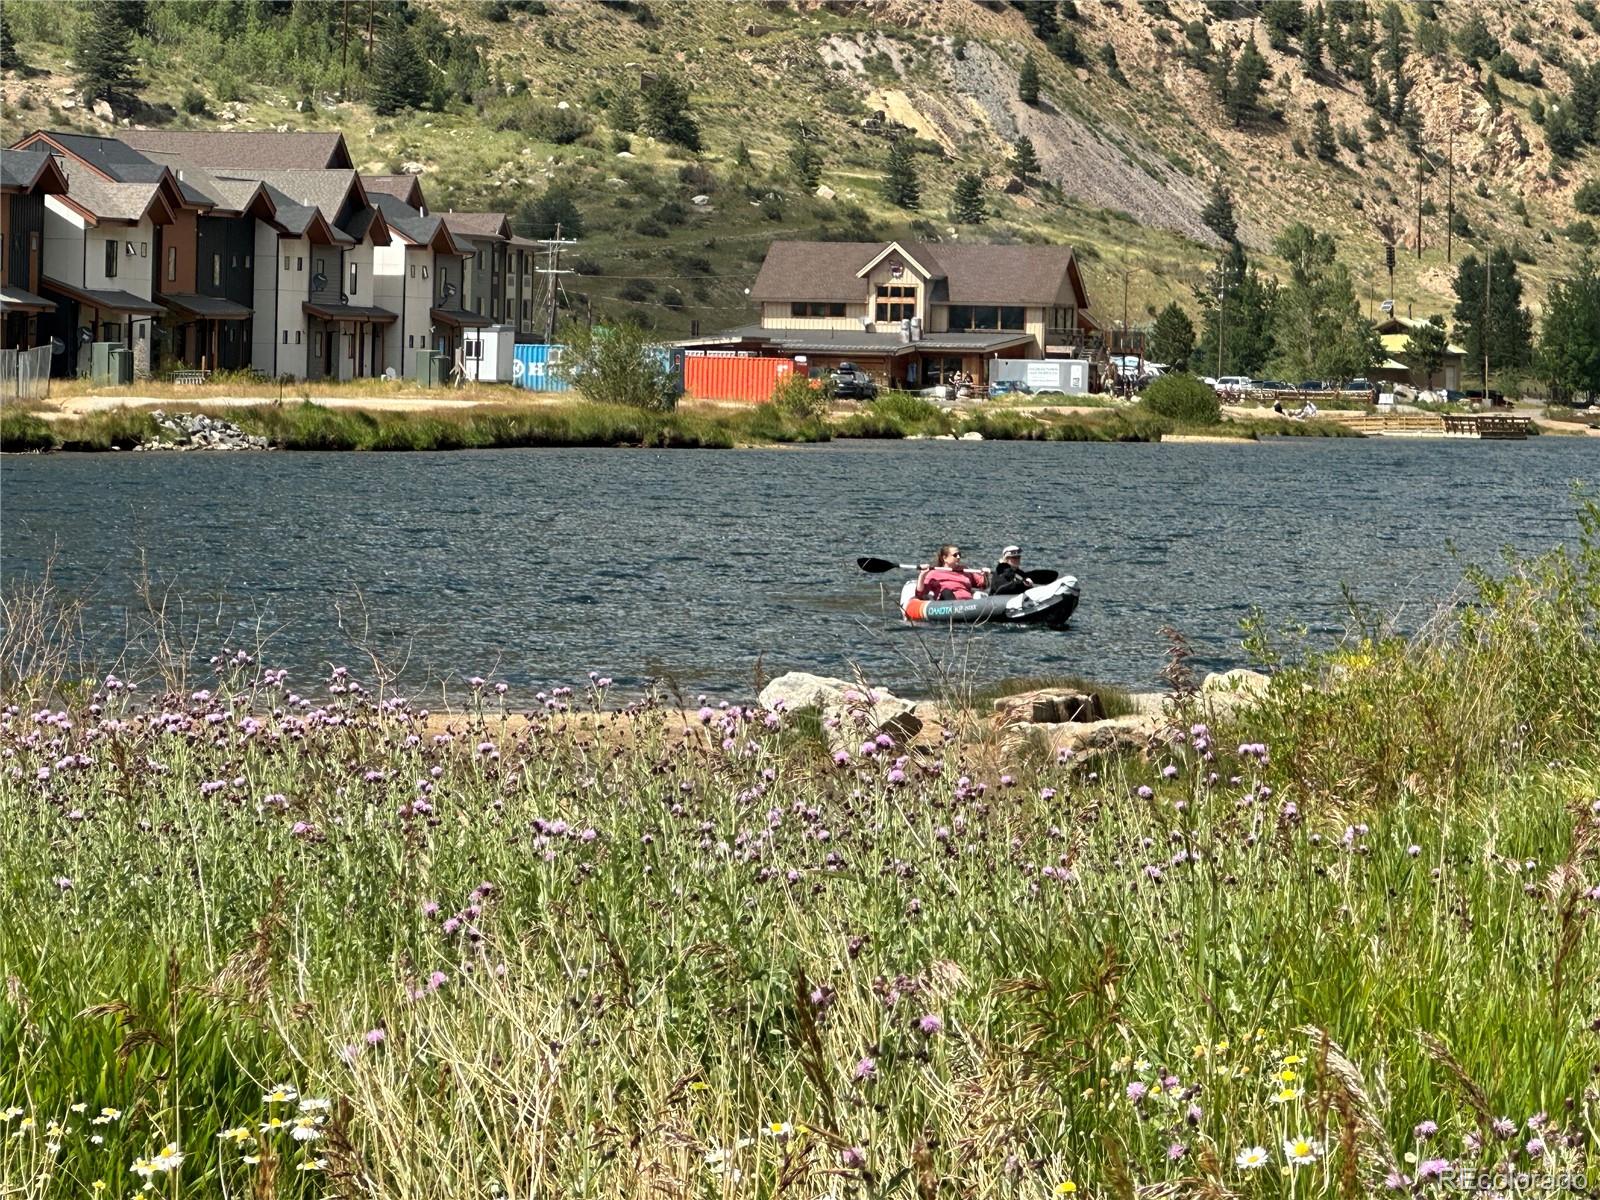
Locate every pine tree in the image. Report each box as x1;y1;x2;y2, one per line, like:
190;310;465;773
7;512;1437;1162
1404;316;1449;390
1546;104;1580;160
789;136;822;189
0;13;20;73
369;16;429;117
1193;243;1279;376
1099;41;1125;84
1453;247;1534;384
1312;100;1338;161
642;74;701;151
882;137;920;210
74;0;142;105
1201;179;1238;243
1149;301;1196;367
1018;54;1040;105
1380;1;1406;73
609;87;638;133
733;139;752;168
1539;253;1600;401
1261;0;1303;51
1010;135;1041;183
951;171;986;223
1226;39;1268;126
1302;6;1325;69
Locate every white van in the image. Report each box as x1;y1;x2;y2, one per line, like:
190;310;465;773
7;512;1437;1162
1216;376;1253;394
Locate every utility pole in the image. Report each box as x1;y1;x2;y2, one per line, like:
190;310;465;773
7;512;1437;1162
537;223;577;345
1445;125;1455;265
1483;244;1492;391
1415;159;1423;260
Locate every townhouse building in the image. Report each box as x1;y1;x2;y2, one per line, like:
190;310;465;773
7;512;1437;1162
367;187;479;378
0;148;69;351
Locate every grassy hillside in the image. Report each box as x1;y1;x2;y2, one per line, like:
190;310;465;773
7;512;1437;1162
3;0;1598;341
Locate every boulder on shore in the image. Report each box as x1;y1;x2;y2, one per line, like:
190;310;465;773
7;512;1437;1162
759;671;921;745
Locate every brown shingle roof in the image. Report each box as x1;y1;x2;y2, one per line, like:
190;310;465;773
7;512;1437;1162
214;168;358;226
54;158;172;223
442;212;511;241
117;130;352;170
362;174;427;209
749;240;1083;306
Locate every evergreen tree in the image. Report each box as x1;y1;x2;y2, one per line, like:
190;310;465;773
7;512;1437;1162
1262;0;1304;51
1312;100;1338;161
608;87;638;133
370;16;429;116
1302;6;1325;69
1099;41;1125;84
1193;243;1279;376
1571;61;1600;144
517;184;585;240
1018;0;1058;41
733;139;752;168
1453;247;1534;384
1404;316;1449;390
1539;253;1600;401
642;74;700;150
951;171;986;224
789;136;822;189
74;0;143;105
1018;53;1040;105
1269;223;1380;383
1453;13;1499;63
1576;179;1600;216
0;13;20;73
1010;135;1041;183
882;137;920;210
1546;104;1581;161
1201;179;1238;243
1415;12;1445;56
1225;38;1269;126
1049;28;1084;67
1149;301;1196;367
1183;20;1211;68
1380;1;1406;74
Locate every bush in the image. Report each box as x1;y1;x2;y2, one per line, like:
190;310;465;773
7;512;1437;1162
556;318;679;411
496;98;592;144
1140;372;1221;423
872;391;942;425
0;411;56;452
1575;179;1600;216
180;86;208;116
771;371;831;419
1564;220;1597;246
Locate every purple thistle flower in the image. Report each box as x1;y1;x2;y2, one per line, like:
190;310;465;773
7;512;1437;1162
364;1027;386;1045
916;1013;943;1035
1167;1141;1187;1161
1416;1158;1450;1180
854;1057;876;1080
1493;1117;1516;1140
1414;1120;1438;1141
1126;1081;1147;1103
1525;1137;1546;1158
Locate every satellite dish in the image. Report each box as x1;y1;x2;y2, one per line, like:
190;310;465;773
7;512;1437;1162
78;326;94;344
339;292;349;304
50;336;65;356
441;282;457;300
311;272;328;292
1380;299;1395;313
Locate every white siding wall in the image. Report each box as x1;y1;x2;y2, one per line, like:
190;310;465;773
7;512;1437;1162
271;236;311;379
250;221;279;374
371;236;407;376
84;219;156;296
41;198;87;286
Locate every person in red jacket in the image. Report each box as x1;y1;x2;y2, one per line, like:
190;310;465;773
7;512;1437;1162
916;545;988;600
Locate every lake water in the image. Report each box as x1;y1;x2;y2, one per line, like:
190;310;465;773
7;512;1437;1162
0;438;1592;699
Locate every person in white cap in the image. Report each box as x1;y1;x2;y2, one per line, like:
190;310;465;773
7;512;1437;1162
989;545;1037;595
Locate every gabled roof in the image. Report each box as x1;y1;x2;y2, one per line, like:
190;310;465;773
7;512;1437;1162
1380;331;1467;357
0;148;69;195
442;212;512;241
214;168;385;243
117;130;353;170
370;193;468;254
749;240;1087;307
256;182;348;244
50;158;177;226
362;173;427;210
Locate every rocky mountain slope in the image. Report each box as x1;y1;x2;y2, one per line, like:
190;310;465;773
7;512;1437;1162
3;0;1597;338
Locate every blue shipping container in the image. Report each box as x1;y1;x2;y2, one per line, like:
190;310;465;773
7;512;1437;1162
512;343;572;393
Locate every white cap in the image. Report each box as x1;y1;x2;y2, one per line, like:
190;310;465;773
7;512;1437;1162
1001;545;1021;557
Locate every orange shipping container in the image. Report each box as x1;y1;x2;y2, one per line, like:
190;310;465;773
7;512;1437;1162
684;355;795;404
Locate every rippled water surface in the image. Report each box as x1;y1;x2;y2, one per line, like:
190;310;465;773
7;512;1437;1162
1;438;1591;697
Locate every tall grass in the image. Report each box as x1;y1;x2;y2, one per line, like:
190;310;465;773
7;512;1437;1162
1;508;1598;1197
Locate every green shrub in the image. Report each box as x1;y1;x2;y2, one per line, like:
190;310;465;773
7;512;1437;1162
1140;372;1221;423
0;410;56;452
871;390;942;425
1576;179;1600;216
556;319;680;412
770;370;831;420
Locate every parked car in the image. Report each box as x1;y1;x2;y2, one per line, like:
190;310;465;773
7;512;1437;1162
1253;379;1290;393
1215;375;1253;394
1463;388;1508;406
1297;380;1327;392
827;362;878;401
988;380;1033;398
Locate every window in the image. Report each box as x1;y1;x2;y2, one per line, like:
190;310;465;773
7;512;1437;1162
348;262;358;294
1049;305;1076;331
790;301;847;318
294;331;301;344
315;257;325;277
282;330;289;344
476;250;483;268
230;255;238;269
296;257;303;271
521;299;530;321
491;299;500;320
140;242;148;257
167;247;177;282
105;240;119;279
409;264;416;279
346;333;355;360
212;254;222;287
124;241;135;256
945;304;1025;332
874;284;916;323
421;265;429;280
408;334;415;348
102;322;122;342
245;255;252;270
283;256;291;271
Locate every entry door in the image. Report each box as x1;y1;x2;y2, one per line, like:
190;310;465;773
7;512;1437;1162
324;325;336;376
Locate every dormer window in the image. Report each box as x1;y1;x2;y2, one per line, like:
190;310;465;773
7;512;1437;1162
875;284;916;323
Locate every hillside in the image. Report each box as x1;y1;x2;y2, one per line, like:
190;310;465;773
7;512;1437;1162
4;0;1598;346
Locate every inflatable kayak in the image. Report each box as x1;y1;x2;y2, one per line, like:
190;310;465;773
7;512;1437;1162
899;576;1080;629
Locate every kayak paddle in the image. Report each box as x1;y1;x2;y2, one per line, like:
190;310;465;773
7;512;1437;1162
857;557;922;573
